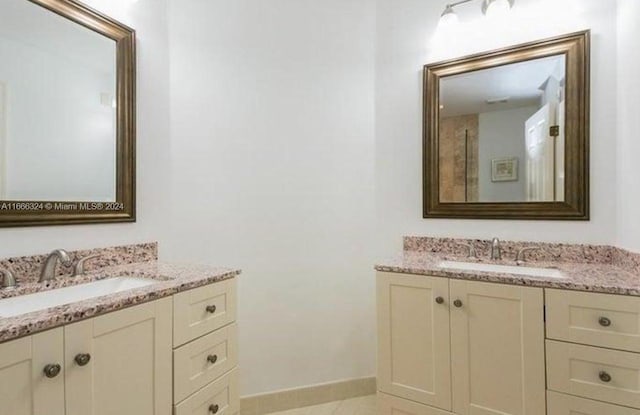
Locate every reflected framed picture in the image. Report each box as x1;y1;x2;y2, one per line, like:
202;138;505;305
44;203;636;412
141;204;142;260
491;157;518;182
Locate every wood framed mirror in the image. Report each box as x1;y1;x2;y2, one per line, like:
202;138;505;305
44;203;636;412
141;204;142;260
0;0;135;227
423;31;590;220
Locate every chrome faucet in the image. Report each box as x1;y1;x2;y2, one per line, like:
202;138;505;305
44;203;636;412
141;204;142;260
490;238;502;260
73;254;100;277
39;249;73;282
0;269;17;289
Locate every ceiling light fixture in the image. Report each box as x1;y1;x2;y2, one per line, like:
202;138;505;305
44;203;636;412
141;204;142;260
482;0;514;18
438;0;515;27
439;4;460;28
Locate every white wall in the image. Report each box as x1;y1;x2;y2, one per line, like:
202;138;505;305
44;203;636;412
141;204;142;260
166;0;376;396
616;0;640;252
375;0;619;254
0;0;170;256
478;106;536;202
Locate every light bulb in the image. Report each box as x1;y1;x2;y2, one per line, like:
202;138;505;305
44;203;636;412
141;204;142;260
483;0;513;19
439;5;459;29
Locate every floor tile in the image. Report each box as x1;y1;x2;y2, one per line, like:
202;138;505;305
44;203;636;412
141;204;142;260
265;395;376;415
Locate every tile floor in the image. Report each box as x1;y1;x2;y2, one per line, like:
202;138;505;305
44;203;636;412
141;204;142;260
265;395;377;415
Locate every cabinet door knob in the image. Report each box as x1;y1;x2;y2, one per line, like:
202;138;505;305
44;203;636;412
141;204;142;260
75;353;92;367
599;317;612;327
599;371;612;383
435;296;445;304
43;364;62;378
207;354;218;364
206;305;217;314
209;404;220;414
453;299;463;308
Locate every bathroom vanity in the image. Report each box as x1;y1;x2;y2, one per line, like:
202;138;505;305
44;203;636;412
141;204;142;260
377;237;640;415
0;243;240;415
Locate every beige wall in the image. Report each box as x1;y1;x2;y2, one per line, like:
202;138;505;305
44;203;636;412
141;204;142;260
439;114;479;203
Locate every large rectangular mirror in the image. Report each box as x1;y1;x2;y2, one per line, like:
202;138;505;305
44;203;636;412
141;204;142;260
0;0;135;227
424;31;589;220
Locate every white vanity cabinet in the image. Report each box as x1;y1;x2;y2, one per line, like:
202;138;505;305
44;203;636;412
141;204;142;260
377;272;546;415
546;289;640;414
377;273;451;410
172;278;239;415
64;298;173;415
0;298;172;415
0;329;65;415
449;280;545;415
0;278;238;415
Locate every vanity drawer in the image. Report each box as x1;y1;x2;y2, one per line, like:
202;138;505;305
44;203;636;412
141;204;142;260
548;391;640;415
174;278;237;347
174;323;238;403
547;340;640;409
546;289;640;352
174;368;239;415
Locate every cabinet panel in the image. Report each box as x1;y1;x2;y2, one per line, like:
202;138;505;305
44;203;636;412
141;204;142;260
174;323;238;403
547;339;640;409
174;278;237;347
450;280;545;415
0;329;64;415
377;392;453;415
377;272;451;411
65;298;172;415
547;391;640;415
174;368;239;415
546;289;640;352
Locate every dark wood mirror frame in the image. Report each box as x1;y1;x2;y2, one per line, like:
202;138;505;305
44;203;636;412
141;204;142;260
0;0;136;227
423;31;590;220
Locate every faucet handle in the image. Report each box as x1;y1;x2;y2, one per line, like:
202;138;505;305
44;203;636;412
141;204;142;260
515;247;541;264
0;269;17;289
458;243;478;259
73;254;101;277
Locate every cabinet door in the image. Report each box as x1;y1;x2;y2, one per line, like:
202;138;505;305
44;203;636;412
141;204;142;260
0;329;64;415
65;298;172;415
378;392;454;415
450;280;545;415
377;272;451;411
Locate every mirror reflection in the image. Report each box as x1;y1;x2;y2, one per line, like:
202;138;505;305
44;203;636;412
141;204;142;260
0;0;117;202
438;54;566;203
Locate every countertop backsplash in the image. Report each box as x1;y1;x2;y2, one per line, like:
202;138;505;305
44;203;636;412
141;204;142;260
0;242;158;285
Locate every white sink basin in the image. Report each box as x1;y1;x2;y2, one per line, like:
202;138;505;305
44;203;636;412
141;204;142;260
0;277;156;318
438;261;565;279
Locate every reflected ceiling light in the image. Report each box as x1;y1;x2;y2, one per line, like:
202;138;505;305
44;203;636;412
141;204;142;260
438;0;515;26
486;96;510;104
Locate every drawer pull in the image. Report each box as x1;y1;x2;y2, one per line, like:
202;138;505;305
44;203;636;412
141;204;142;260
206;305;217;314
453;299;463;308
209;404;220;414
74;353;91;367
599;371;612;383
435;296;445;304
207;354;218;364
599;317;612;327
43;364;62;378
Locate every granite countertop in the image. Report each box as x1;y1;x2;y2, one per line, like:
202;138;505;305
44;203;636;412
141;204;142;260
0;261;240;343
376;251;640;297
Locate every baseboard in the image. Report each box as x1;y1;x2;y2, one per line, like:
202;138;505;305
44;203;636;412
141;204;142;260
240;377;376;415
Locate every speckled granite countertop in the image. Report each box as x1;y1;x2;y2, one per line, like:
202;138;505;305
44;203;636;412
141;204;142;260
376;237;640;297
0;244;240;343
